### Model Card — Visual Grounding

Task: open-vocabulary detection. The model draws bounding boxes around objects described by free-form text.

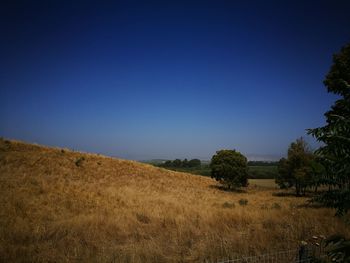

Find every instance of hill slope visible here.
[0,139,348,262]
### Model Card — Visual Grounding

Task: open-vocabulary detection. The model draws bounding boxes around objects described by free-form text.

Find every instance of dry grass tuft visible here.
[0,138,349,262]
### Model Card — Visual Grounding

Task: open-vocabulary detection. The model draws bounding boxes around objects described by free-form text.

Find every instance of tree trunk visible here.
[296,183,300,196]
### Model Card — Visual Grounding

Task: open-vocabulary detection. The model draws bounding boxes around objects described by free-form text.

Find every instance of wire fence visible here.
[214,250,299,263]
[212,243,327,263]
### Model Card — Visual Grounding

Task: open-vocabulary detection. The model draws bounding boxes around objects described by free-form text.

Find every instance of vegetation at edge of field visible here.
[153,162,278,179]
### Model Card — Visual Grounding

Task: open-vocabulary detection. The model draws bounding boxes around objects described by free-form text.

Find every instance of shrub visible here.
[136,213,150,224]
[238,199,248,206]
[271,203,281,209]
[222,202,235,208]
[75,157,85,167]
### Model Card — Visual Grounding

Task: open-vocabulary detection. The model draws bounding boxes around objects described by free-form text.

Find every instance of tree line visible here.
[247,161,278,166]
[159,158,202,168]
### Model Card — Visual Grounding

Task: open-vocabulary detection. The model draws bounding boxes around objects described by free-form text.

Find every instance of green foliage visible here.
[247,161,278,166]
[163,160,173,167]
[275,138,317,195]
[158,159,277,179]
[157,159,209,176]
[314,190,350,217]
[173,159,182,167]
[160,158,202,168]
[324,235,350,262]
[210,150,248,189]
[248,165,278,179]
[276,158,293,189]
[307,43,350,215]
[188,158,201,167]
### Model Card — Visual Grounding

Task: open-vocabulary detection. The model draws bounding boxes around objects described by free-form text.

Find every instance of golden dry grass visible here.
[248,179,278,189]
[0,138,349,262]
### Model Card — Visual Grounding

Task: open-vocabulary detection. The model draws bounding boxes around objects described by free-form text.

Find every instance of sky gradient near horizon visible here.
[1,0,350,160]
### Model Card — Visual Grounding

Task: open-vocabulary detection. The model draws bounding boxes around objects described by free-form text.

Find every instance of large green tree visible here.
[276,137,315,196]
[307,43,350,215]
[210,149,248,189]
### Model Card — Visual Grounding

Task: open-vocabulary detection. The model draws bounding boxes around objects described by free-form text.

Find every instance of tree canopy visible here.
[210,149,248,189]
[276,137,316,196]
[307,43,350,215]
[160,158,202,168]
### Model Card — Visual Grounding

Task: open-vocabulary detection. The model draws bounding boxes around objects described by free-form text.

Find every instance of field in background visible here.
[1,139,349,262]
[248,179,278,188]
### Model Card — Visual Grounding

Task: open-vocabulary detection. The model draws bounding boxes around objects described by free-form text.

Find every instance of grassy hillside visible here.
[0,139,349,262]
[155,165,212,177]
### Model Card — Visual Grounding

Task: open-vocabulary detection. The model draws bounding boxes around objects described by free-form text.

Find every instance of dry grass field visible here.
[0,139,349,262]
[248,179,278,189]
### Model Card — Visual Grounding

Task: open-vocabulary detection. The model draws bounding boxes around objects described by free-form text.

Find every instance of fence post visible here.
[298,241,309,262]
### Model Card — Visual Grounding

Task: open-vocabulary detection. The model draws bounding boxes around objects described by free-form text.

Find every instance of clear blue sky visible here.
[1,0,349,160]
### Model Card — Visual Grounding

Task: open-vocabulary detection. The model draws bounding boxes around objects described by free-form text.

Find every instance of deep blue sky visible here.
[1,1,349,160]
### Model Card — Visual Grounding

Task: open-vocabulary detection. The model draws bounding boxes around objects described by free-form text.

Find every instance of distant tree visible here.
[275,138,315,196]
[160,158,202,169]
[248,161,278,166]
[173,159,182,168]
[182,158,189,167]
[163,160,173,167]
[210,149,248,189]
[276,158,293,189]
[307,43,350,215]
[188,159,201,167]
